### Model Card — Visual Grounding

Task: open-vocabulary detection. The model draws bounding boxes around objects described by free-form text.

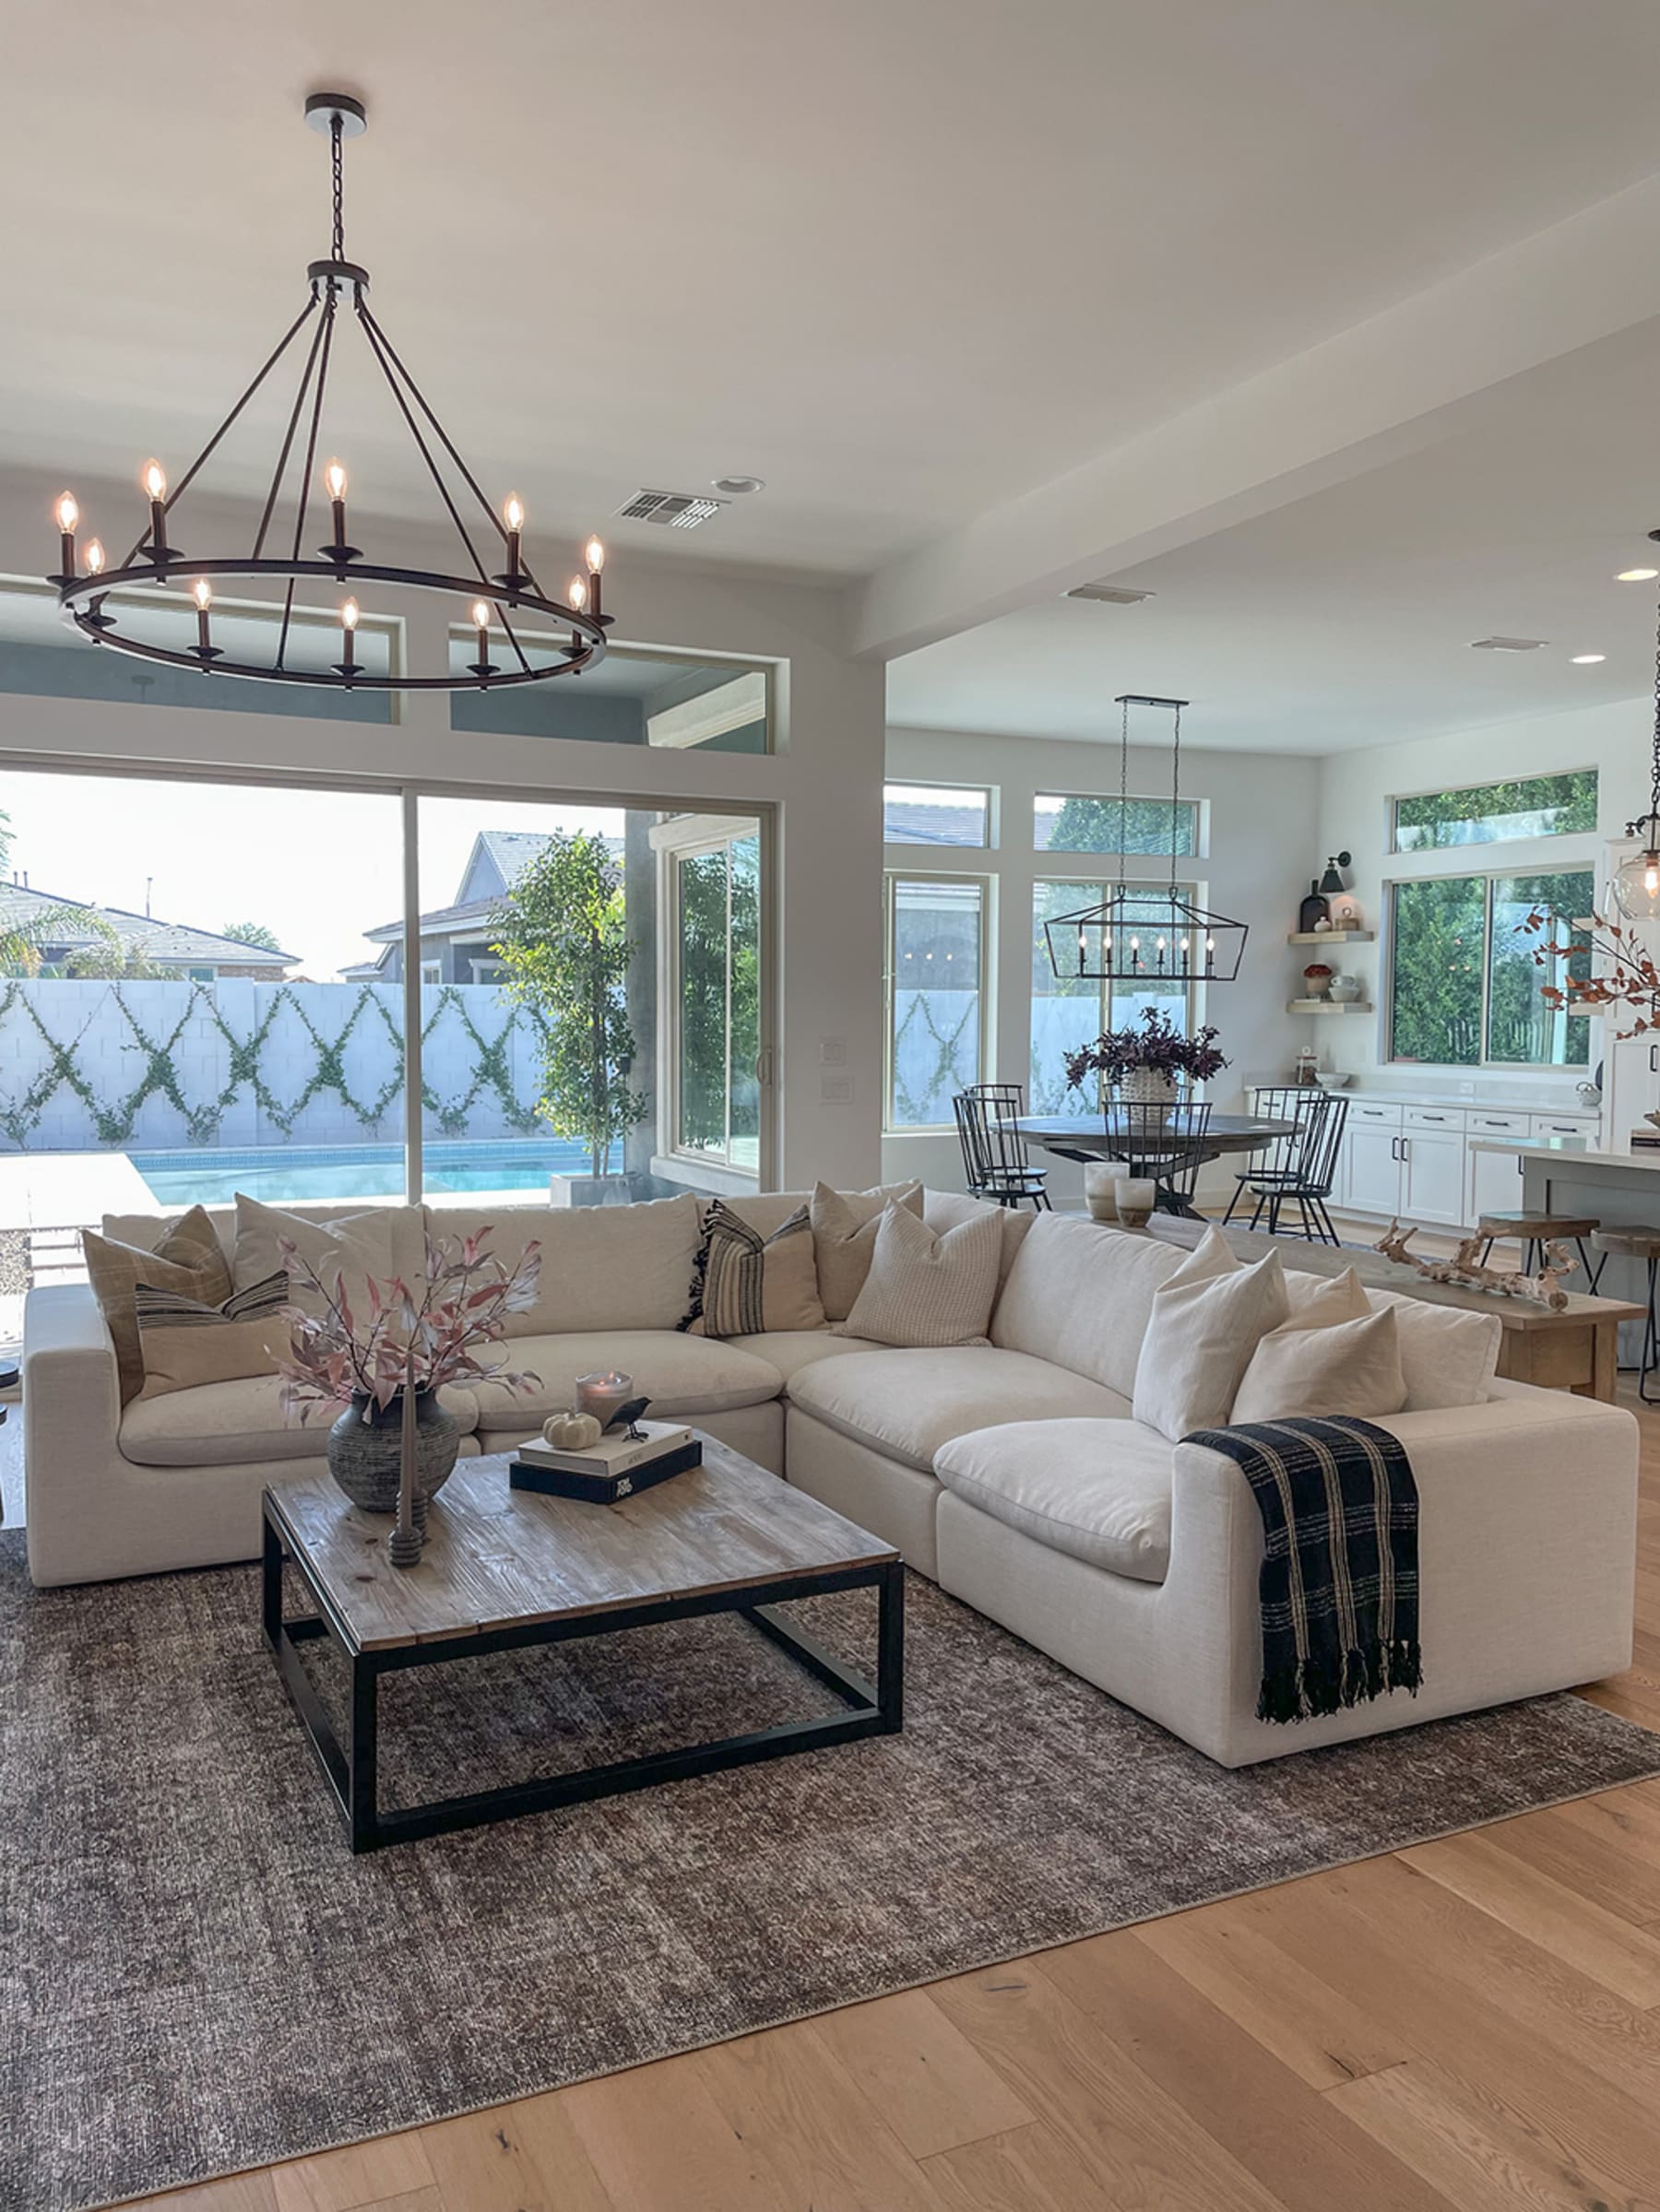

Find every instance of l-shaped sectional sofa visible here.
[21,1186,1638,1765]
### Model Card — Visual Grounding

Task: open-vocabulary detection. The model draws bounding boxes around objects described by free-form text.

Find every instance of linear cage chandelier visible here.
[1042,694,1248,983]
[47,93,612,692]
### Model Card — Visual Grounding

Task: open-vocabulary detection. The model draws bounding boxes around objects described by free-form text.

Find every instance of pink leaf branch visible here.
[276,1228,542,1420]
[1520,905,1660,1038]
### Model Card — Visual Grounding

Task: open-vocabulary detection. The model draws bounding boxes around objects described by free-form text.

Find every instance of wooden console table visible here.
[1149,1219,1644,1403]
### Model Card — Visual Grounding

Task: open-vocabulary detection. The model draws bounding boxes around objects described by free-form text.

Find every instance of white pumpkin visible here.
[543,1411,604,1450]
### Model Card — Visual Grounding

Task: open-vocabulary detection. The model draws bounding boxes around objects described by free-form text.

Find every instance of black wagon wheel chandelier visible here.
[1042,694,1248,984]
[47,92,612,692]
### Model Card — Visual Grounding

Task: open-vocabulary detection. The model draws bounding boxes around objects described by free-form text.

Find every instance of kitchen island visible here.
[1468,1134,1660,1356]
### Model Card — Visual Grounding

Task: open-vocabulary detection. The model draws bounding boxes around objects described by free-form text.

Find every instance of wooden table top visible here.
[1015,1114,1297,1155]
[266,1437,898,1653]
[1148,1217,1645,1333]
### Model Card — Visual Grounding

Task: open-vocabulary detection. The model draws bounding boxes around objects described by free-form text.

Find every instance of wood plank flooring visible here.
[124,1361,1660,2210]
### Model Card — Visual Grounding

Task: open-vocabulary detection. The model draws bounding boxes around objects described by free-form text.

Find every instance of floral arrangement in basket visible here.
[276,1225,544,1421]
[1519,905,1655,1035]
[1063,1003,1229,1094]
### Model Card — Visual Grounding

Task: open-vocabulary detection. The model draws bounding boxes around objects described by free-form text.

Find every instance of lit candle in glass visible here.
[575,1369,634,1429]
[54,491,78,581]
[1115,1178,1157,1231]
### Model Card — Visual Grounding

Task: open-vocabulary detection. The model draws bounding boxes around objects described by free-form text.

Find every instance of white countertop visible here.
[1467,1135,1660,1169]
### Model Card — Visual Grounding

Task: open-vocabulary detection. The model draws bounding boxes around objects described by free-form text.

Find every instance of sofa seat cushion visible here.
[728,1330,886,1384]
[469,1329,783,1431]
[934,1417,1176,1584]
[119,1378,480,1470]
[787,1348,1132,1474]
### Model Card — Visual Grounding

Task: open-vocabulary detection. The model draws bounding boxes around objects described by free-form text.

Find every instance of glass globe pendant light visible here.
[1614,582,1660,919]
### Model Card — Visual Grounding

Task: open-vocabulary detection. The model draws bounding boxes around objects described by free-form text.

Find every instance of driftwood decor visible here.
[1374,1221,1573,1312]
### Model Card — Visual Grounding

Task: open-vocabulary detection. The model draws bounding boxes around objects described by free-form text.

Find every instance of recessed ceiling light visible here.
[1617,568,1659,582]
[1571,652,1607,664]
[711,475,765,496]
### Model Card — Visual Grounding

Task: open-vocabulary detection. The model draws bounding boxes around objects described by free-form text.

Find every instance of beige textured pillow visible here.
[811,1180,923,1321]
[1231,1306,1407,1425]
[232,1194,394,1320]
[838,1202,1002,1348]
[1132,1252,1290,1440]
[1161,1224,1239,1290]
[83,1205,231,1404]
[135,1272,291,1400]
[1282,1267,1370,1330]
[1364,1289,1502,1410]
[687,1201,826,1337]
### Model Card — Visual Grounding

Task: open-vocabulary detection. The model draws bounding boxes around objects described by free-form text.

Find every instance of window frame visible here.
[882,781,995,852]
[658,816,766,1175]
[883,867,992,1134]
[1389,768,1599,856]
[1032,790,1203,859]
[1385,864,1594,1070]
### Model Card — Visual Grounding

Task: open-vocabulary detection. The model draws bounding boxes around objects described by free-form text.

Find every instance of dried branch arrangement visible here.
[1521,905,1659,1036]
[1374,1220,1573,1312]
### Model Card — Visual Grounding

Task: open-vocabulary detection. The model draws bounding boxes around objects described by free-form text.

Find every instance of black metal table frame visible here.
[262,1496,905,1854]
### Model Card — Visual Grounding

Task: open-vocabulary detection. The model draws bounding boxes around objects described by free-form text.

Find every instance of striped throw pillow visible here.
[683,1202,826,1338]
[837,1203,1002,1348]
[134,1271,291,1399]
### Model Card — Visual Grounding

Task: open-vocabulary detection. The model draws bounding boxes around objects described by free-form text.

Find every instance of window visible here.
[884,873,986,1128]
[449,638,771,754]
[1030,881,1195,1115]
[1035,793,1198,856]
[883,784,990,847]
[1389,868,1593,1067]
[668,828,762,1171]
[1392,771,1597,853]
[467,959,507,985]
[419,961,442,985]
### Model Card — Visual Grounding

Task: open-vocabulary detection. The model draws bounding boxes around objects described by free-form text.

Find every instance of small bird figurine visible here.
[605,1394,653,1439]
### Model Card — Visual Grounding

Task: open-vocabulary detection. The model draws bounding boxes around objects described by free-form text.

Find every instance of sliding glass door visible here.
[668,824,763,1173]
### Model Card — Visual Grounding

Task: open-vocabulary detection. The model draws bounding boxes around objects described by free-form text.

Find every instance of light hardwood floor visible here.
[108,1274,1660,2209]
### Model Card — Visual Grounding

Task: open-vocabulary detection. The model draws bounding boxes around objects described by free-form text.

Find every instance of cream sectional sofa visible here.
[22,1189,1639,1767]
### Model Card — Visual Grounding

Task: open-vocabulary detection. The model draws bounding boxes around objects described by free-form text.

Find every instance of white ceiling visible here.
[8,0,1660,597]
[888,320,1660,751]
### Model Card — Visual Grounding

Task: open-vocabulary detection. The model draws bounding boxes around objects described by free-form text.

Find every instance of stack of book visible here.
[1631,1128,1660,1151]
[509,1420,701,1502]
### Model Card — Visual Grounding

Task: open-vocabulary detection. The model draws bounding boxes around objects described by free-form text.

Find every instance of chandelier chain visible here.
[330,112,345,264]
[1117,696,1129,893]
[1169,700,1182,893]
[1650,591,1660,822]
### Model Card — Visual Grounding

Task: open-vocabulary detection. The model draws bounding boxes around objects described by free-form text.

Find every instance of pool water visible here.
[131,1140,617,1208]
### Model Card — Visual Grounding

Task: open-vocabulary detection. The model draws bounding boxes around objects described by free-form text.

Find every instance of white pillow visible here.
[838,1202,1002,1347]
[1162,1224,1239,1290]
[1231,1306,1407,1425]
[1132,1251,1291,1440]
[231,1194,394,1321]
[1365,1288,1502,1410]
[1282,1267,1370,1330]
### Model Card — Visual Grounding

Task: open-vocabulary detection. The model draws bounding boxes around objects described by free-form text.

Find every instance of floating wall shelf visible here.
[1286,929,1374,945]
[1286,998,1374,1014]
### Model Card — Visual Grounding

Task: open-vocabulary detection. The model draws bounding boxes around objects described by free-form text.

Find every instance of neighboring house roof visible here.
[354,830,625,959]
[883,799,987,846]
[0,882,297,968]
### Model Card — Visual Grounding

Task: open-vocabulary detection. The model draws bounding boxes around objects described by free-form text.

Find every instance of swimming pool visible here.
[130,1140,618,1207]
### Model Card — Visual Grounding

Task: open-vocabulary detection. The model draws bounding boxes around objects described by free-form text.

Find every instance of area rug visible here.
[6,1532,1660,2211]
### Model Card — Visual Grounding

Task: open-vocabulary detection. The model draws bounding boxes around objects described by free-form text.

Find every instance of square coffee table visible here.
[263,1435,904,1852]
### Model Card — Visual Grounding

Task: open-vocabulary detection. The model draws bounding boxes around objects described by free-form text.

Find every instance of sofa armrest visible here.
[22,1283,127,1583]
[1162,1386,1639,1763]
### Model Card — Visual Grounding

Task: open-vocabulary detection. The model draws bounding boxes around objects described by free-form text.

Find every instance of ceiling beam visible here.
[854,168,1660,663]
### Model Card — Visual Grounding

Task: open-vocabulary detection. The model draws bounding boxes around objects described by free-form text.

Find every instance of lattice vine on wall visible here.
[891,989,979,1127]
[0,981,544,1150]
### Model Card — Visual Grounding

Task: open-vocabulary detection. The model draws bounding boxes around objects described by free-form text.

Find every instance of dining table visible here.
[1013,1110,1298,1218]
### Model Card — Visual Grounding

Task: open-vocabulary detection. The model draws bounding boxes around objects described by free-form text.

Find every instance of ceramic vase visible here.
[326,1388,460,1514]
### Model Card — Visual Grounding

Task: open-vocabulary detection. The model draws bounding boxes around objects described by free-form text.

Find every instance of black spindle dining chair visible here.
[953,1083,1051,1210]
[1110,1099,1214,1213]
[1223,1086,1348,1243]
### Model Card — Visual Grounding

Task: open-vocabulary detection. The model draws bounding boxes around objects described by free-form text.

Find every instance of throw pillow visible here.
[1282,1266,1370,1331]
[685,1201,827,1337]
[1132,1251,1291,1440]
[838,1202,1002,1348]
[231,1194,394,1321]
[1162,1224,1239,1290]
[1366,1289,1502,1411]
[1231,1306,1407,1425]
[811,1180,923,1320]
[83,1205,231,1404]
[135,1272,292,1400]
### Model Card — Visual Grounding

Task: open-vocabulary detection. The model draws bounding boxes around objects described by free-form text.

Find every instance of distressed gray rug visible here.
[6,1529,1660,2212]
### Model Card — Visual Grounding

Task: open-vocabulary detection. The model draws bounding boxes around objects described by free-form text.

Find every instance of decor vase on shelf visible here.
[277,1225,544,1516]
[1297,881,1329,934]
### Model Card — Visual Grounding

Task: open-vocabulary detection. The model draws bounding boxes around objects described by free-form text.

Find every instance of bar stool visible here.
[1590,1226,1660,1403]
[1476,1210,1602,1288]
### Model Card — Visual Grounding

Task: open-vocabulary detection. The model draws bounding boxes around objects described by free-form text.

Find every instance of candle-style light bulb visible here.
[470,599,493,680]
[193,577,212,611]
[143,461,167,503]
[583,534,605,620]
[471,599,492,631]
[341,597,360,632]
[142,460,170,564]
[84,538,104,576]
[568,575,587,611]
[337,597,360,681]
[191,575,217,664]
[55,492,78,534]
[321,457,353,564]
[324,458,348,502]
[504,494,525,533]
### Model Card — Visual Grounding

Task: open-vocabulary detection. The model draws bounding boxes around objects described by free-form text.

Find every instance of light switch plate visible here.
[820,1074,853,1103]
[820,1037,847,1066]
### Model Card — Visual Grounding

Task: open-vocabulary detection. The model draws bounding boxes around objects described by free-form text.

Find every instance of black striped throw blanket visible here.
[1183,1416,1423,1725]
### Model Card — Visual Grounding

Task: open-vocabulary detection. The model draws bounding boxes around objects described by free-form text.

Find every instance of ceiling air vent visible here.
[1468,635,1548,652]
[615,489,729,529]
[1065,582,1155,605]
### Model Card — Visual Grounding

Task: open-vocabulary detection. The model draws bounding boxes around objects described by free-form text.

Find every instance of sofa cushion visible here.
[727,1330,886,1383]
[788,1346,1132,1473]
[85,1205,231,1405]
[687,1201,827,1336]
[119,1376,480,1470]
[934,1417,1176,1583]
[811,1181,925,1321]
[1132,1251,1290,1440]
[231,1195,397,1319]
[431,1197,703,1340]
[839,1204,1002,1347]
[991,1215,1184,1396]
[1231,1305,1407,1425]
[1362,1288,1502,1411]
[468,1328,783,1430]
[135,1272,290,1399]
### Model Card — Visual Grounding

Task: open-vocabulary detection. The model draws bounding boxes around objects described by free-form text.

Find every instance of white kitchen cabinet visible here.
[1469,1141,1525,1224]
[1400,1129,1465,1225]
[1345,1124,1405,1216]
[1606,1032,1659,1150]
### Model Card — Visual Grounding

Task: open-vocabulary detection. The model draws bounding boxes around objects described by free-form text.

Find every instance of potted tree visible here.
[1063,1003,1228,1109]
[490,832,648,1205]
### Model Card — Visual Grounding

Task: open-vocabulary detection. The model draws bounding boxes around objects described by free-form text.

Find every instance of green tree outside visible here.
[221,920,283,954]
[1042,795,1196,857]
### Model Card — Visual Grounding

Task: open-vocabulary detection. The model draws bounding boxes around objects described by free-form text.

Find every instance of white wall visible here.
[0,468,886,1191]
[1313,694,1642,1103]
[880,724,1318,1204]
